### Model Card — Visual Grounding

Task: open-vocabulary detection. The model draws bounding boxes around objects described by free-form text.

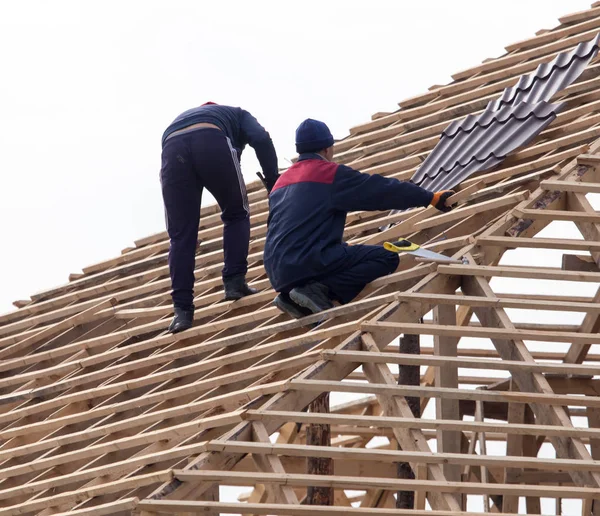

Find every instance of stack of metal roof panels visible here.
[411,33,600,192]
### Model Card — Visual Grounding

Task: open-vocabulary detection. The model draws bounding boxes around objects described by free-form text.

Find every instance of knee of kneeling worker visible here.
[382,252,400,273]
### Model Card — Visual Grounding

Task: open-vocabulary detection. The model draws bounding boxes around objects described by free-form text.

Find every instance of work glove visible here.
[430,190,456,213]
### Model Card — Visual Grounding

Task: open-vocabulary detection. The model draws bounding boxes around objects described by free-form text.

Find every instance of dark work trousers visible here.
[160,128,250,310]
[317,245,399,304]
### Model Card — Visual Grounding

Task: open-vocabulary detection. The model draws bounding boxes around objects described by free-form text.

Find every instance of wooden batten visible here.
[5,4,600,515]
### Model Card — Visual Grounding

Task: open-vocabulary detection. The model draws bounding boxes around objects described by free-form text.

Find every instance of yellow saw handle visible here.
[384,240,420,253]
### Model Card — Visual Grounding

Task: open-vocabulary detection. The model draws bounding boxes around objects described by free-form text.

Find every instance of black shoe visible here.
[273,293,313,319]
[289,282,333,314]
[223,274,258,301]
[168,306,194,333]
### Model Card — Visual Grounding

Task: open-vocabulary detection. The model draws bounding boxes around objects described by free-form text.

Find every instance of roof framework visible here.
[3,4,600,516]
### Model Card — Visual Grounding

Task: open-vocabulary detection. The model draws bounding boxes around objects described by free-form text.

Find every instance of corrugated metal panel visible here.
[488,33,600,112]
[412,101,563,192]
[410,33,599,192]
[380,34,598,231]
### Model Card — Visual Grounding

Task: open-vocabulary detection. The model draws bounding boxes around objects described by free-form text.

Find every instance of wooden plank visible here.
[563,192,600,367]
[541,179,600,193]
[47,498,140,516]
[452,27,600,81]
[251,421,299,505]
[433,305,461,492]
[397,333,420,510]
[321,350,600,376]
[513,208,600,223]
[438,263,600,282]
[0,380,283,444]
[477,235,600,251]
[577,153,600,166]
[0,412,241,480]
[291,378,600,409]
[505,10,600,52]
[560,5,600,24]
[361,320,600,346]
[461,273,600,490]
[368,191,528,245]
[0,297,117,353]
[306,393,333,506]
[172,470,600,498]
[502,382,526,514]
[3,471,171,515]
[392,291,600,313]
[204,440,600,472]
[138,500,544,516]
[360,332,461,512]
[0,442,208,503]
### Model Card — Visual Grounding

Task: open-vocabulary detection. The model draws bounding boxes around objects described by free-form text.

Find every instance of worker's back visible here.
[264,157,348,292]
[161,104,269,158]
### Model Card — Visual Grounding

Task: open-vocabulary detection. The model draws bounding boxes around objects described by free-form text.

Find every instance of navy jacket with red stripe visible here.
[263,153,434,292]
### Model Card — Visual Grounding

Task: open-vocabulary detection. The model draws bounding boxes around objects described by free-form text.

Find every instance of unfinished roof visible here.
[4,3,600,515]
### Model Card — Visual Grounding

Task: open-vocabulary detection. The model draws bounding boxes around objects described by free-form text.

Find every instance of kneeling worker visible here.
[263,118,454,318]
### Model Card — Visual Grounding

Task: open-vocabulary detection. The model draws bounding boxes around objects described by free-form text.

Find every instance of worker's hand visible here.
[265,175,279,194]
[431,190,456,212]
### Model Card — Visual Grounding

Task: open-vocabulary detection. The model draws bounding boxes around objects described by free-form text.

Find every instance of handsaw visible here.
[383,240,463,264]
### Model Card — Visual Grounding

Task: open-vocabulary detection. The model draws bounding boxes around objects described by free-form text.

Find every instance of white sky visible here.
[0,0,592,312]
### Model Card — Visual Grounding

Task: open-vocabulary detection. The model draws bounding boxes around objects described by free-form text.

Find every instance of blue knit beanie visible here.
[295,119,334,153]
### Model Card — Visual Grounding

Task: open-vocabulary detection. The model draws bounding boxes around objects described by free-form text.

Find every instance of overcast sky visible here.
[0,0,592,313]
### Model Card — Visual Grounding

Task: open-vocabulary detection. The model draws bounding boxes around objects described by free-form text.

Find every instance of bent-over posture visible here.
[161,102,280,332]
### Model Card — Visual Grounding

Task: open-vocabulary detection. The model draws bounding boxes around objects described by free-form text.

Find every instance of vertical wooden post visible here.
[584,408,600,516]
[306,392,333,505]
[396,333,420,509]
[504,380,526,514]
[433,304,462,507]
[200,484,219,516]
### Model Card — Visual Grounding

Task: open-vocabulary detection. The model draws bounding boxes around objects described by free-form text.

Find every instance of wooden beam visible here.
[138,500,544,516]
[3,471,172,515]
[438,263,600,282]
[171,470,600,498]
[359,331,461,512]
[251,422,299,505]
[562,254,598,272]
[541,179,600,194]
[361,320,600,346]
[433,305,462,495]
[513,208,600,223]
[204,440,600,472]
[322,350,600,376]
[397,333,420,510]
[290,379,600,409]
[461,273,600,490]
[477,235,600,251]
[306,393,333,506]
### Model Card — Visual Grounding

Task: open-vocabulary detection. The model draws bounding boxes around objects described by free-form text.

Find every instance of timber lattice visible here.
[4,3,600,515]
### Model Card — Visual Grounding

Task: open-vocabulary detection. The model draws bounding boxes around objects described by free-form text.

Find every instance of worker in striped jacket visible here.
[160,102,280,333]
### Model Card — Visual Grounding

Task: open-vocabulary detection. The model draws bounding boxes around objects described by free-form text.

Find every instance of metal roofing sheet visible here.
[413,101,563,192]
[409,33,600,193]
[487,33,600,112]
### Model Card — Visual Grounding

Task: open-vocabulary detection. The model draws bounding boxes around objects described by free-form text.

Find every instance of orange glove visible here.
[430,190,456,212]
